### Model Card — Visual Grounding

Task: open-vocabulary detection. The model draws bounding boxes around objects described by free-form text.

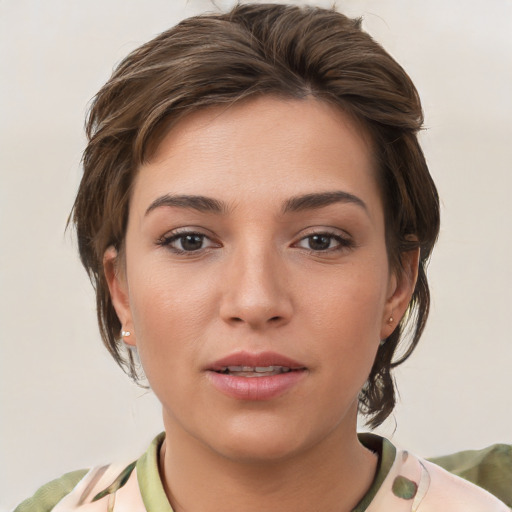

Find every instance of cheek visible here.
[298,260,389,392]
[126,258,219,370]
[130,254,216,318]
[302,261,389,340]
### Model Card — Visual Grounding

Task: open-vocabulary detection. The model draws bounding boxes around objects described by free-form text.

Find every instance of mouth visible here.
[215,365,299,377]
[206,351,307,400]
[207,351,307,375]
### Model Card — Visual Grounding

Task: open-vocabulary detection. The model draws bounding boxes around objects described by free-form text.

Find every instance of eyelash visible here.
[156,230,354,255]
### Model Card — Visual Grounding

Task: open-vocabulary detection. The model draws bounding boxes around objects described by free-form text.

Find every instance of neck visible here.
[159,409,378,512]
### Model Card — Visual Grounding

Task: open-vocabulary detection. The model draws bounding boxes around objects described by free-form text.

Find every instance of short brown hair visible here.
[71,3,440,428]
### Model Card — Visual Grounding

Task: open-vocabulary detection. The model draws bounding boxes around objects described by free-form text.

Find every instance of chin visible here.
[214,433,306,464]
[201,413,324,464]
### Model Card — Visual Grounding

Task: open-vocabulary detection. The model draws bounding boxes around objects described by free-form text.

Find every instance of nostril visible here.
[229,315,282,325]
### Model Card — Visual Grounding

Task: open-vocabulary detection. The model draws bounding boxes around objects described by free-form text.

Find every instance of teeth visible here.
[255,366,275,372]
[219,365,293,375]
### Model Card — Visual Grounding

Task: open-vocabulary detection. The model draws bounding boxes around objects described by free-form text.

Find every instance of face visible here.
[106,97,415,462]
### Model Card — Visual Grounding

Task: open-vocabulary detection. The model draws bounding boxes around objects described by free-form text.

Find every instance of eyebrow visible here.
[145,194,227,216]
[282,191,367,214]
[145,190,367,217]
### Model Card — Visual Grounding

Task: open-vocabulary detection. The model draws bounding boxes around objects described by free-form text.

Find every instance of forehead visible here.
[133,96,382,218]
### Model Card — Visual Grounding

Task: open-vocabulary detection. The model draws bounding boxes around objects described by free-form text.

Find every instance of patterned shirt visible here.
[14,433,512,511]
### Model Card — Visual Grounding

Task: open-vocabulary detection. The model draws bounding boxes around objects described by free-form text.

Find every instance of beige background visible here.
[1,0,511,509]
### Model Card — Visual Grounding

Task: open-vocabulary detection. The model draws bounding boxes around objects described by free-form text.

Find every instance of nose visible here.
[219,242,293,330]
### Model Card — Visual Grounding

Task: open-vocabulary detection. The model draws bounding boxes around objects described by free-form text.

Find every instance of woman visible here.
[14,3,510,511]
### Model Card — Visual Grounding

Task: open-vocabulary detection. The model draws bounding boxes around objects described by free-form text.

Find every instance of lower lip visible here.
[206,370,306,401]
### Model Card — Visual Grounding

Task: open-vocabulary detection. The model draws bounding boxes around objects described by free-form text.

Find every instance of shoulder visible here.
[12,433,167,512]
[12,470,88,512]
[364,437,511,512]
[419,458,510,511]
[429,443,512,507]
[12,462,139,512]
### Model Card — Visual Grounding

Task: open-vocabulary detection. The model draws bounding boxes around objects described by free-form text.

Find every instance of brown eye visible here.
[307,234,333,251]
[179,234,205,251]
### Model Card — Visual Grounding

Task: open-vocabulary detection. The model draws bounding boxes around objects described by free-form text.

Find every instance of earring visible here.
[121,330,131,338]
[387,316,394,325]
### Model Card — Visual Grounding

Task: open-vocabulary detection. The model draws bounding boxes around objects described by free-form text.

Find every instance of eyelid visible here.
[293,225,353,241]
[157,225,216,241]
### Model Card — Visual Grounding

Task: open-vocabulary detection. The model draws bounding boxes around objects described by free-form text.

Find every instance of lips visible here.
[205,351,307,400]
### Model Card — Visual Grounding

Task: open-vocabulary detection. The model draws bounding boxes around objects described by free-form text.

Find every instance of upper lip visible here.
[206,351,306,371]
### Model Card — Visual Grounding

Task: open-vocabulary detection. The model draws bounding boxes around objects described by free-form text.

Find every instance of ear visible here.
[380,247,420,340]
[103,246,136,347]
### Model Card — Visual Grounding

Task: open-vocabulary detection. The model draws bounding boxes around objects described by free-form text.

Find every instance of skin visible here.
[105,96,418,511]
